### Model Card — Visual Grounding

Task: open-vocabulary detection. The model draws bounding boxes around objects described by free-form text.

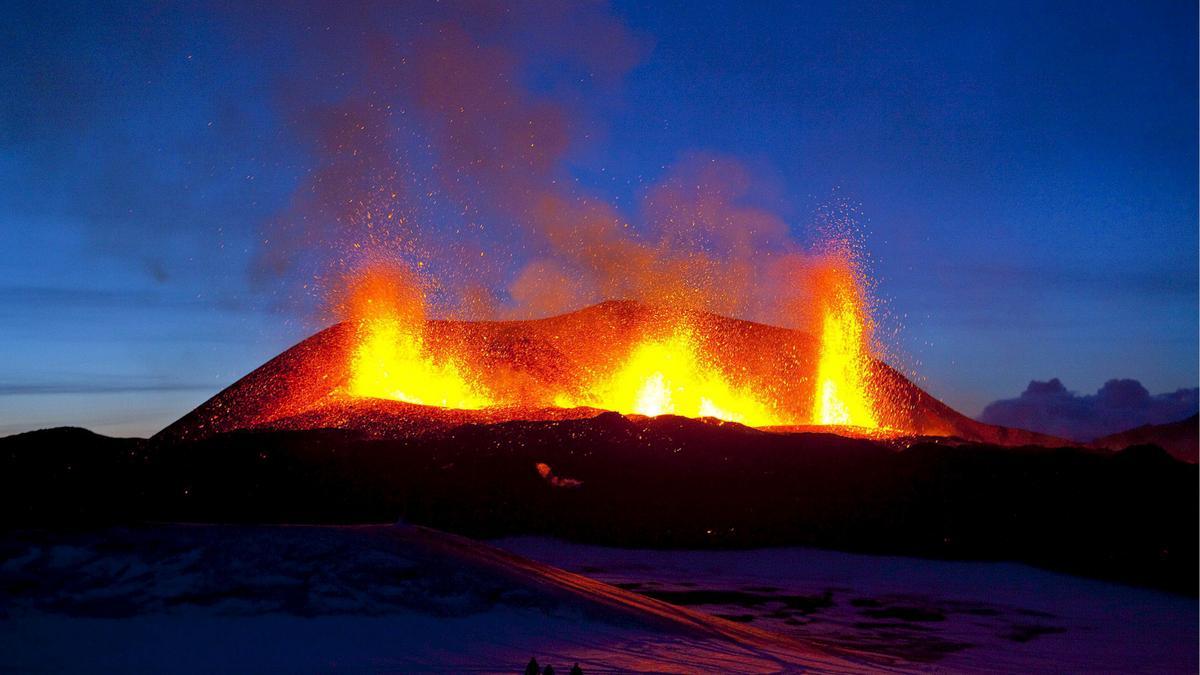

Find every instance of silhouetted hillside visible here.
[3,416,1194,594]
[1093,414,1198,463]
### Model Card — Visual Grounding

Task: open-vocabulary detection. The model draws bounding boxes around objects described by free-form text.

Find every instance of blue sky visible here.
[1,0,1196,436]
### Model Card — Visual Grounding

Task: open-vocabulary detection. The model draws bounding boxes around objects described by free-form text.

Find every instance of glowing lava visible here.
[337,253,883,432]
[563,326,785,426]
[812,263,878,428]
[345,268,492,409]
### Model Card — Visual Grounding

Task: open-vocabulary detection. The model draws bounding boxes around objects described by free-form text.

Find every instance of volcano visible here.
[157,300,1061,446]
[6,300,1193,594]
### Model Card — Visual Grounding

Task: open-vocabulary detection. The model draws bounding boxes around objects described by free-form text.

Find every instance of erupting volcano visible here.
[316,247,885,432]
[160,250,1058,448]
[5,2,1195,671]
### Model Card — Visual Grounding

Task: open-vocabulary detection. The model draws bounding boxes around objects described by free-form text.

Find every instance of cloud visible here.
[0,286,206,310]
[247,1,651,303]
[0,374,214,397]
[0,382,212,396]
[979,378,1199,441]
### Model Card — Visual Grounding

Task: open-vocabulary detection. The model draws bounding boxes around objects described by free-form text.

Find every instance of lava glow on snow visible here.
[337,247,883,433]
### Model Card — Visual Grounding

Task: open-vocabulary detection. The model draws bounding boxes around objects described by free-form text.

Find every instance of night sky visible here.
[2,0,1196,437]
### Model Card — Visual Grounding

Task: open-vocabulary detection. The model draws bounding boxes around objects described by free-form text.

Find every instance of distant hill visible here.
[1093,414,1198,463]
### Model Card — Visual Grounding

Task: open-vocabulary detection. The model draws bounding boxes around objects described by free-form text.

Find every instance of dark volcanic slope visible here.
[157,300,1063,446]
[1093,414,1198,463]
[5,417,1195,594]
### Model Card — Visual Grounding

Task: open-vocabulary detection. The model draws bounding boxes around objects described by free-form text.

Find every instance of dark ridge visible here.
[3,416,1195,595]
[1093,414,1199,463]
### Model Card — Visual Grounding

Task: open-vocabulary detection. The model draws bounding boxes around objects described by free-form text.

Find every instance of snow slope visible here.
[493,537,1198,674]
[0,524,892,673]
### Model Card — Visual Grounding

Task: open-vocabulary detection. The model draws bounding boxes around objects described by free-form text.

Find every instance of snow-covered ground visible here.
[492,537,1198,673]
[0,525,884,673]
[2,525,1192,673]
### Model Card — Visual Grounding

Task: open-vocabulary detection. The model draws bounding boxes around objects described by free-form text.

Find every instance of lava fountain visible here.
[333,247,884,431]
[344,267,492,409]
[811,258,878,428]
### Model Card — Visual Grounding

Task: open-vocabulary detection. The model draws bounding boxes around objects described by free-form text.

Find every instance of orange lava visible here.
[557,325,785,426]
[344,268,492,409]
[812,262,878,428]
[335,252,884,431]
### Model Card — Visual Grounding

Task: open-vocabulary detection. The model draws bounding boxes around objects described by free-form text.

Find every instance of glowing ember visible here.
[344,268,492,409]
[812,263,878,428]
[561,326,785,426]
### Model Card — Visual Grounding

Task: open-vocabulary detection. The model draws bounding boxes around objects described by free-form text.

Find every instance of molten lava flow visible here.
[349,315,493,408]
[564,326,784,426]
[812,263,878,428]
[330,256,886,431]
[345,268,492,409]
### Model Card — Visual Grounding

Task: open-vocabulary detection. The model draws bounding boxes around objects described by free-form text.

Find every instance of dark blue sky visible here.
[2,0,1196,436]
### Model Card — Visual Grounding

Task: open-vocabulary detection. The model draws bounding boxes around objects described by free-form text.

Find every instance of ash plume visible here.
[247,1,867,333]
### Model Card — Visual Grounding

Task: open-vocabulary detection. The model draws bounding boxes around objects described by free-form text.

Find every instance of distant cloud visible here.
[0,286,199,309]
[979,378,1199,441]
[0,286,250,315]
[0,376,214,397]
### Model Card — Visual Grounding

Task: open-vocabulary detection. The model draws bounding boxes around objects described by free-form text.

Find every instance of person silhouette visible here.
[543,665,555,675]
[569,663,583,675]
[524,657,540,675]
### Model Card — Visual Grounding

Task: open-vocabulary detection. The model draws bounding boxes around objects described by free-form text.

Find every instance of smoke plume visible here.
[247,1,866,332]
